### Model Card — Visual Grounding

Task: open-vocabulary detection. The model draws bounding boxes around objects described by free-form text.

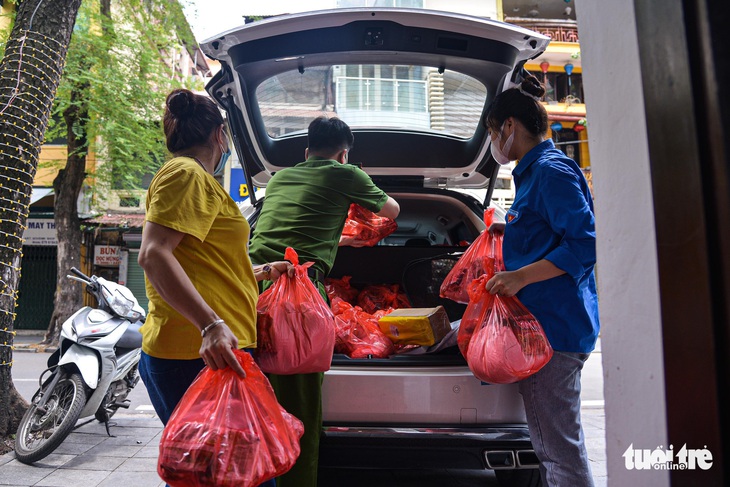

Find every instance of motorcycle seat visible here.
[116,321,143,349]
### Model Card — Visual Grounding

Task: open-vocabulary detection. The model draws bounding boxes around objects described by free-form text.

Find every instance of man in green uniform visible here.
[249,116,399,487]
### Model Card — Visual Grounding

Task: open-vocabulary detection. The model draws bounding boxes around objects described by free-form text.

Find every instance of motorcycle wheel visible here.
[15,372,87,464]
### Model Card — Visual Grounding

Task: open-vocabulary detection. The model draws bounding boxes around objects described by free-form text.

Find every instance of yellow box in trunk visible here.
[378,306,451,346]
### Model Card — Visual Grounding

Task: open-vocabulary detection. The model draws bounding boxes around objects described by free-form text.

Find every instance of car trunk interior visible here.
[328,191,486,366]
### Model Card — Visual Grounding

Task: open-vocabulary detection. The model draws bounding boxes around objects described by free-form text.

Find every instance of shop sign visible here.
[94,245,122,267]
[229,167,251,202]
[23,219,58,246]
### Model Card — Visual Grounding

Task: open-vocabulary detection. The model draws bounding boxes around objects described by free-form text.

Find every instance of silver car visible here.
[201,8,549,487]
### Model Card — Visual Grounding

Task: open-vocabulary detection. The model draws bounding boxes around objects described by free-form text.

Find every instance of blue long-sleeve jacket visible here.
[504,139,600,353]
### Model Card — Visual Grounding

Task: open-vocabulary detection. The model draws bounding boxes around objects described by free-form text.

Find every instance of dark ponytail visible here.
[483,74,548,137]
[163,88,224,153]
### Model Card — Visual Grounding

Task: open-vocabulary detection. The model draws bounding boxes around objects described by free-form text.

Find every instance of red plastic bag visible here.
[339,203,397,247]
[256,247,336,374]
[330,297,352,316]
[324,275,360,305]
[158,350,304,487]
[332,300,395,358]
[461,239,553,383]
[466,291,553,384]
[457,275,495,356]
[357,283,410,314]
[440,208,499,304]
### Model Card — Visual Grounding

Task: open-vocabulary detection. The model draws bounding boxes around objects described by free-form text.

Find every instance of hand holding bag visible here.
[157,350,304,487]
[256,247,336,374]
[465,290,553,383]
[339,203,397,247]
[440,208,499,304]
[463,238,553,384]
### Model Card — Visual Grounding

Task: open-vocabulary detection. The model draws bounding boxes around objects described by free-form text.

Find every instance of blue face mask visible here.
[215,142,231,177]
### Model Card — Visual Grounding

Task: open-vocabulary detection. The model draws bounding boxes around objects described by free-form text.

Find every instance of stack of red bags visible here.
[325,277,413,358]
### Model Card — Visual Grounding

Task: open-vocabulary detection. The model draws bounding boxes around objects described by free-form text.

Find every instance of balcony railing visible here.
[335,76,427,112]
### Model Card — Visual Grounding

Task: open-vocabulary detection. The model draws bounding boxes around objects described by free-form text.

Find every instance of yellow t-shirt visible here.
[141,157,258,359]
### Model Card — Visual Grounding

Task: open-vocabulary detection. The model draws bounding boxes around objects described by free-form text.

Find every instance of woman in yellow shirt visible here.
[138,88,291,431]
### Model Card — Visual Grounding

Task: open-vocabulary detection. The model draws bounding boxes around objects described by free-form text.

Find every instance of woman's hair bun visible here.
[166,89,196,117]
[521,74,546,99]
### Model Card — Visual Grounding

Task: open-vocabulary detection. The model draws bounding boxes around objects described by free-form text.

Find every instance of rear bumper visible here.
[319,424,539,471]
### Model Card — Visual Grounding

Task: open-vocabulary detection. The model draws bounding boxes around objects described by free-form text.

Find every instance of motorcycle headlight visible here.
[102,287,143,322]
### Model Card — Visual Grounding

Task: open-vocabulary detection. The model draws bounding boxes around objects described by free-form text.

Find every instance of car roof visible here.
[201,8,549,191]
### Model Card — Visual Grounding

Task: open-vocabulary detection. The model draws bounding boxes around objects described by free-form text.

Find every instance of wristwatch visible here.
[262,264,272,280]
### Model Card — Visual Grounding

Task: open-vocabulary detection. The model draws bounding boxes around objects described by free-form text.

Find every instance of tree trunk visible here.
[0,0,82,445]
[43,0,114,349]
[42,83,89,346]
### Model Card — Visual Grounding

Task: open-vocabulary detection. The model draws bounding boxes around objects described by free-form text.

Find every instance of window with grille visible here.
[256,64,487,139]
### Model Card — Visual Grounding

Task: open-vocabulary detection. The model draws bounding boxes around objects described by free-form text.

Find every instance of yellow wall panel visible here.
[35,145,98,186]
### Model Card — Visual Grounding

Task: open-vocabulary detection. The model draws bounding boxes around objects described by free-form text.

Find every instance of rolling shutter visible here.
[125,249,149,312]
[16,246,57,330]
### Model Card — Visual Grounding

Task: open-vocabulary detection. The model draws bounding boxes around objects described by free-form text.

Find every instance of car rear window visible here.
[256,64,487,140]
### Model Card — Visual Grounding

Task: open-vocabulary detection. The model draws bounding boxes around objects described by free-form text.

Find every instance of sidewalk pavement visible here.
[2,333,607,487]
[0,414,166,487]
[3,333,165,486]
[584,406,608,487]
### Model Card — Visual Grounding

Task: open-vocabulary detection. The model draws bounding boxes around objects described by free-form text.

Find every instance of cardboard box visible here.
[377,306,451,346]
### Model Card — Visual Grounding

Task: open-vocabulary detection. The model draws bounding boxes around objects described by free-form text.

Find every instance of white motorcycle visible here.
[15,267,146,464]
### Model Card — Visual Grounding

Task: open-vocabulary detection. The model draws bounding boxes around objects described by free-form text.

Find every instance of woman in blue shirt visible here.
[483,74,599,487]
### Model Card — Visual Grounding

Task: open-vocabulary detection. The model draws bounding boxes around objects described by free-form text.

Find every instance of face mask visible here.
[490,122,514,165]
[214,139,231,176]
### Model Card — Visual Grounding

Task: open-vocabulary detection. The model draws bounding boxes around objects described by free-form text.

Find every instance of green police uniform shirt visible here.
[248,157,389,275]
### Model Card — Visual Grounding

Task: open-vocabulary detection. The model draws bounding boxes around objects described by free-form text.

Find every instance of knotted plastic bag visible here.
[158,350,304,487]
[462,240,553,383]
[324,275,360,305]
[339,203,397,247]
[440,208,499,304]
[331,298,395,358]
[357,283,411,314]
[256,247,336,374]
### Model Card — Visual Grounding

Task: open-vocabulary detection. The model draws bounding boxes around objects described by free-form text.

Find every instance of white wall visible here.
[576,1,669,486]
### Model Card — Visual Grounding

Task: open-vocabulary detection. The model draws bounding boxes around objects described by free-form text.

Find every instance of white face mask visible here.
[490,122,514,165]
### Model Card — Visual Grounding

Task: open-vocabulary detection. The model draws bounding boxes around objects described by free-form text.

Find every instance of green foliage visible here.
[43,0,201,194]
[244,16,265,24]
[0,1,18,58]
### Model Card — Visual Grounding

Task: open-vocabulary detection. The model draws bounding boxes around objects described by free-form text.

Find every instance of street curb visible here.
[12,344,57,354]
[9,330,50,353]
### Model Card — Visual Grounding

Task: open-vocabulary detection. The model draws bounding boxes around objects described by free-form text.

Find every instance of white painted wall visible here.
[576,1,669,486]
